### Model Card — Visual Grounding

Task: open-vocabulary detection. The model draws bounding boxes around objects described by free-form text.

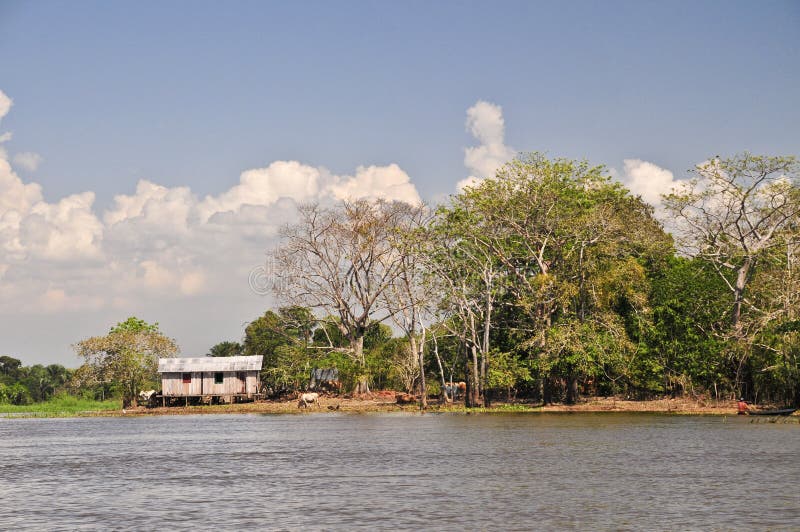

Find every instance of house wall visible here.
[161,371,260,397]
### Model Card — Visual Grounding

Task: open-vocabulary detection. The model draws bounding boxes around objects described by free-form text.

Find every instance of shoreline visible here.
[3,395,797,419]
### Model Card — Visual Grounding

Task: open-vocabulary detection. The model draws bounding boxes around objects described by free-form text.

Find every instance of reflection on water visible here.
[0,413,798,530]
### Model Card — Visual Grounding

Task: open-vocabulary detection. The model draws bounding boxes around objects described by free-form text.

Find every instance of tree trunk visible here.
[126,380,137,408]
[431,332,450,402]
[543,375,554,406]
[411,331,427,410]
[482,292,492,407]
[464,342,475,407]
[732,257,753,332]
[566,375,579,405]
[471,343,481,407]
[352,335,370,394]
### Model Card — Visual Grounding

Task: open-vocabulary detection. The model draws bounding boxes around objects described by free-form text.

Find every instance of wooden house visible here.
[157,355,263,405]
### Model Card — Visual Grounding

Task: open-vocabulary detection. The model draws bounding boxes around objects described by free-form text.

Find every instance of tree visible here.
[273,199,412,393]
[207,341,243,357]
[73,317,178,408]
[244,307,316,394]
[664,154,800,395]
[0,355,22,381]
[381,202,434,407]
[429,154,672,404]
[425,202,500,407]
[664,154,799,331]
[743,230,800,404]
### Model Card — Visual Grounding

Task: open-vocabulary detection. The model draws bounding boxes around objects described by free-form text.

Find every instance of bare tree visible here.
[664,154,800,332]
[424,204,499,407]
[273,199,411,394]
[381,202,433,408]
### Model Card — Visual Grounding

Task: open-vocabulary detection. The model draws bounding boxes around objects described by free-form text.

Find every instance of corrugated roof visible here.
[158,355,263,373]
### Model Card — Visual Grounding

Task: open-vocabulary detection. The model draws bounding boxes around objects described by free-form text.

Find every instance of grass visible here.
[430,402,541,414]
[0,395,121,416]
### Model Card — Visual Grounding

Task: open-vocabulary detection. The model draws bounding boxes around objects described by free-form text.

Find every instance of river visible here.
[1,413,798,530]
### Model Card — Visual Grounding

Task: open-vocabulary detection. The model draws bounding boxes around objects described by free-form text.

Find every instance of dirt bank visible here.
[106,393,795,418]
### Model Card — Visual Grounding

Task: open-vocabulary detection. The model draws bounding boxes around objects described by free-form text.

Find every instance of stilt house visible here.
[158,355,263,403]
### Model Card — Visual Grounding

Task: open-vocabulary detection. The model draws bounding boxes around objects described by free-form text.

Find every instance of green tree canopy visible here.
[73,317,178,407]
[207,341,243,357]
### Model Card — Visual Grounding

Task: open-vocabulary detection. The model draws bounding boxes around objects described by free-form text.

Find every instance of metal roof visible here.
[158,355,263,373]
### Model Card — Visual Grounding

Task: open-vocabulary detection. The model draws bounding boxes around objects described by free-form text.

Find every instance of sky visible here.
[0,0,798,366]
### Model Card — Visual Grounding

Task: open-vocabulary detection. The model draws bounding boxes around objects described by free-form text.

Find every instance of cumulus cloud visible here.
[0,90,11,122]
[617,159,680,207]
[0,153,102,262]
[0,89,424,327]
[459,100,516,191]
[12,152,42,172]
[19,191,104,260]
[197,160,322,222]
[327,164,421,204]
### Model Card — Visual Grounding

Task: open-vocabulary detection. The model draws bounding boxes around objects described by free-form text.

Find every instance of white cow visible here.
[297,392,320,408]
[138,389,156,402]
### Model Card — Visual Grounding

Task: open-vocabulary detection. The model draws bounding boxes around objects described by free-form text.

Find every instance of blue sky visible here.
[0,1,798,365]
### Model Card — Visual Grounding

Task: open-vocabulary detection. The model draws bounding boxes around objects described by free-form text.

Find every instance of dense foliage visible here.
[259,152,799,407]
[0,355,72,405]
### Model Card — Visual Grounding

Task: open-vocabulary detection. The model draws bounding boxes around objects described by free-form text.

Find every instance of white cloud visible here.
[198,160,322,222]
[618,159,679,206]
[0,90,11,122]
[327,164,421,204]
[12,152,42,172]
[1,155,103,262]
[0,157,43,214]
[21,192,104,260]
[461,100,516,190]
[105,180,195,235]
[0,91,12,160]
[0,89,424,331]
[466,100,506,146]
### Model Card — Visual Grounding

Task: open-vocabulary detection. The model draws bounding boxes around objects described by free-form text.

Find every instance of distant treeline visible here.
[0,356,72,405]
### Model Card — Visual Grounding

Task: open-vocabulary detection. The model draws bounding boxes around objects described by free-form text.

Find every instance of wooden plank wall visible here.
[162,370,259,396]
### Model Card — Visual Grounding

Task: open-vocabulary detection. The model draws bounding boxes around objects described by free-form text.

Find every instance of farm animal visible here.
[297,392,320,408]
[138,390,156,402]
[444,382,468,400]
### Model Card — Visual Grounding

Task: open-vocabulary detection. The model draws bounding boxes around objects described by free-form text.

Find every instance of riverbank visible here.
[4,393,796,418]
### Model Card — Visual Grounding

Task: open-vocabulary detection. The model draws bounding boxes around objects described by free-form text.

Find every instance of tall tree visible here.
[425,202,500,406]
[430,154,672,404]
[382,202,434,408]
[273,199,412,393]
[664,154,800,395]
[664,154,799,331]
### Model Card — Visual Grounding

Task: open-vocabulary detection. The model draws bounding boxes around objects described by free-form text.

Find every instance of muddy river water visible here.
[1,412,798,530]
